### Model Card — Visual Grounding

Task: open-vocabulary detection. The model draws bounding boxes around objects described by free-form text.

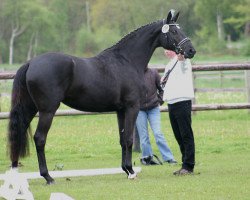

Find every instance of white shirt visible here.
[163,56,194,104]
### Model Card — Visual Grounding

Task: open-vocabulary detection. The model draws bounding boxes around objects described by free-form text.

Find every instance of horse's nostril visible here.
[189,48,196,55]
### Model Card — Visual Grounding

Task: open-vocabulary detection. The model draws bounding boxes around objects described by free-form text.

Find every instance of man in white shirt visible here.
[162,50,195,175]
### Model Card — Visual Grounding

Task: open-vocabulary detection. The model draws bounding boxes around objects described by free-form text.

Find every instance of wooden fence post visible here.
[220,71,224,88]
[245,70,250,113]
[0,68,3,112]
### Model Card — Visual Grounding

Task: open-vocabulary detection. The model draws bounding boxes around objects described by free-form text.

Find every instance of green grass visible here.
[0,63,20,71]
[191,54,250,64]
[194,75,244,89]
[0,110,250,199]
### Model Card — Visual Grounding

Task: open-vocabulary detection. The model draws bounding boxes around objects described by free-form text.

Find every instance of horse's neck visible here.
[100,22,160,71]
[117,23,160,67]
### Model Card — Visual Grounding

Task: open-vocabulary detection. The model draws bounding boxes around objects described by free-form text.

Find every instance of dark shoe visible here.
[179,168,193,175]
[166,159,177,164]
[140,155,162,165]
[173,168,193,176]
[173,168,182,175]
[140,156,158,165]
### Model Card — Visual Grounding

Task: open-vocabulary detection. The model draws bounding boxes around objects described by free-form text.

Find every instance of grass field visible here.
[0,110,249,199]
[0,93,250,199]
[0,59,250,199]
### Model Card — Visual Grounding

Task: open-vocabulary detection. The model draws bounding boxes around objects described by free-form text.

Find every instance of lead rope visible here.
[152,154,163,165]
[161,59,178,89]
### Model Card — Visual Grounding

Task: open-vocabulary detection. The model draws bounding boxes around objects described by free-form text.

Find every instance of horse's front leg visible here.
[124,106,139,179]
[117,110,130,176]
[34,112,55,184]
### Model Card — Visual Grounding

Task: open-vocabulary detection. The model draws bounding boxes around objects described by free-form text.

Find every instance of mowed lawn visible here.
[0,109,249,199]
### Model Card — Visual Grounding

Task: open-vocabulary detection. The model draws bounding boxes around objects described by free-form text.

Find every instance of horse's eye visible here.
[173,30,178,34]
[170,29,177,34]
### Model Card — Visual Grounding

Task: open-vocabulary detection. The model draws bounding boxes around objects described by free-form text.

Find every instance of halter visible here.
[174,37,190,54]
[162,20,190,54]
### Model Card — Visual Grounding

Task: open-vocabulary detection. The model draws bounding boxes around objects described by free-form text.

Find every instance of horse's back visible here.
[25,52,141,112]
[25,52,122,112]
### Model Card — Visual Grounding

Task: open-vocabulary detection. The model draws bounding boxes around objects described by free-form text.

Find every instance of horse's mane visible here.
[101,20,162,53]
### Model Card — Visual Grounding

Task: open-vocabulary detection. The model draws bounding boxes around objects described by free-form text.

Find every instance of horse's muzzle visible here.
[184,48,196,59]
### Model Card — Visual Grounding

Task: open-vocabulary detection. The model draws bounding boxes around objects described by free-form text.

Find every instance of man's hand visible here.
[177,54,185,61]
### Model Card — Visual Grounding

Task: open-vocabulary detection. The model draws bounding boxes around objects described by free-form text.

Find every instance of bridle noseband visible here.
[174,37,190,54]
[162,20,190,54]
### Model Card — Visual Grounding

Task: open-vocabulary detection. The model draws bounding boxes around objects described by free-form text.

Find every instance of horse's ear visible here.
[172,12,180,23]
[166,10,174,24]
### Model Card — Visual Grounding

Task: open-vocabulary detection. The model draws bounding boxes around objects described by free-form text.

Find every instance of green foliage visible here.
[91,0,132,35]
[94,27,121,51]
[76,26,121,56]
[193,0,248,53]
[0,39,7,63]
[195,31,227,54]
[75,27,99,56]
[0,0,249,63]
[242,38,250,56]
[224,0,250,30]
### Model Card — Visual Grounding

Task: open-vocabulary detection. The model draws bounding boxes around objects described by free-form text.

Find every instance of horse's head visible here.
[159,10,196,59]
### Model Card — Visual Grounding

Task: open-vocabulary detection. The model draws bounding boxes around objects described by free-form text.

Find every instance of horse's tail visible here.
[8,63,35,162]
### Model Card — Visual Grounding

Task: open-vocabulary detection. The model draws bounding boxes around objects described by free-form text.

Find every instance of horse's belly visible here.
[62,97,121,112]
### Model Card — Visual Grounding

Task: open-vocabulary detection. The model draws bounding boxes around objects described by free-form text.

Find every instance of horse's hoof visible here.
[46,181,55,185]
[46,179,55,185]
[128,172,137,180]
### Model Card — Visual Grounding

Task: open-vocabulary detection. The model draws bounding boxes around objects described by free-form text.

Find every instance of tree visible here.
[224,0,250,37]
[0,0,6,63]
[4,0,28,64]
[3,0,52,64]
[195,0,244,41]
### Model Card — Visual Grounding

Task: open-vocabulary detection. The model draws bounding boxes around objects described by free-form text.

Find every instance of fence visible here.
[0,63,250,119]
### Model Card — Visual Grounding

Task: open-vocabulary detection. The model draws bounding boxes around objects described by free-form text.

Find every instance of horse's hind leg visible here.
[34,111,55,184]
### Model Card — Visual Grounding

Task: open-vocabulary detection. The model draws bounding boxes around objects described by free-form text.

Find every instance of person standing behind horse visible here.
[136,68,177,165]
[162,50,195,175]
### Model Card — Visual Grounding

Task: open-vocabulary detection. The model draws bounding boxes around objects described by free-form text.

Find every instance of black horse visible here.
[8,10,195,184]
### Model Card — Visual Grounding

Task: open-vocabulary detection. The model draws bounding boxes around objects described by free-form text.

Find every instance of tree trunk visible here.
[244,21,250,37]
[33,33,38,57]
[216,9,224,40]
[86,1,91,32]
[245,70,250,113]
[9,32,15,65]
[9,24,27,65]
[27,32,35,61]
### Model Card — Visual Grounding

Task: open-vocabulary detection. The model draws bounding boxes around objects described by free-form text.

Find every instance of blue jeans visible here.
[136,106,175,161]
